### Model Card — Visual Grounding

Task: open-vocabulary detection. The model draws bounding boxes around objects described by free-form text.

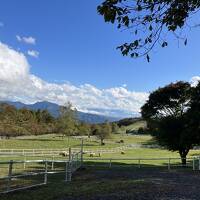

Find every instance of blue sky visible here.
[0,0,199,117]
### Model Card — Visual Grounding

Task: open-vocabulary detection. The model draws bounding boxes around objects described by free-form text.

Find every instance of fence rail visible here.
[0,155,200,194]
[84,157,200,170]
[0,149,83,194]
[0,145,157,156]
[0,148,86,156]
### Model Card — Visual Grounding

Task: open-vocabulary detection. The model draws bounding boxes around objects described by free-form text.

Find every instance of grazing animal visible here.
[89,152,96,157]
[121,151,125,155]
[116,140,124,144]
[59,151,69,157]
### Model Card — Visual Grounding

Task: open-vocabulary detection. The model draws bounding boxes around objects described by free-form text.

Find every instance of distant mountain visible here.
[1,101,121,124]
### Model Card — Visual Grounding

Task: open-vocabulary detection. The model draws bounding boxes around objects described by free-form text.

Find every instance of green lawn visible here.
[125,120,147,131]
[0,133,200,198]
[0,133,152,149]
[0,133,200,169]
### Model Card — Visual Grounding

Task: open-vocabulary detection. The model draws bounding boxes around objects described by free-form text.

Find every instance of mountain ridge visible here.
[0,101,122,124]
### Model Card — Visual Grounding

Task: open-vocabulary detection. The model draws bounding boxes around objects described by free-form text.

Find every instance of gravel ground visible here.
[61,167,200,200]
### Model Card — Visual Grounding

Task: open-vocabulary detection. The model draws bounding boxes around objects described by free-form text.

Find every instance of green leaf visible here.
[184,39,187,46]
[149,25,153,31]
[147,54,150,62]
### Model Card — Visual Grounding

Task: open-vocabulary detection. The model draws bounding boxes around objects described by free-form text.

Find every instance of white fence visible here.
[84,157,200,170]
[0,148,78,156]
[0,145,154,156]
[0,150,83,194]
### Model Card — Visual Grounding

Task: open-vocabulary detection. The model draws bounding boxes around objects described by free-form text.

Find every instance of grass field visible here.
[0,133,200,161]
[1,132,200,168]
[1,131,200,199]
[0,119,200,199]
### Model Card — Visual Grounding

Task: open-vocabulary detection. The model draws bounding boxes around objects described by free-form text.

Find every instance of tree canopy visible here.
[57,102,78,136]
[0,103,56,137]
[141,81,200,164]
[92,122,112,145]
[98,0,200,61]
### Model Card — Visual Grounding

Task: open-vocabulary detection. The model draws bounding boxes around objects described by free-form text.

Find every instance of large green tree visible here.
[57,102,77,136]
[98,0,200,61]
[95,122,112,145]
[141,81,200,165]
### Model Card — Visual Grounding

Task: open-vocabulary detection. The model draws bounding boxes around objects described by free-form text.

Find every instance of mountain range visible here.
[1,101,122,124]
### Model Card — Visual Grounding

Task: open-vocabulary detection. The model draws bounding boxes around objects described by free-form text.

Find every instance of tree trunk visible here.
[179,149,189,166]
[181,155,187,166]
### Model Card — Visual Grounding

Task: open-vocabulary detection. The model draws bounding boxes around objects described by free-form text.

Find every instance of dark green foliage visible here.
[98,0,200,60]
[76,122,91,136]
[92,122,112,145]
[111,122,119,133]
[137,127,145,135]
[141,81,200,165]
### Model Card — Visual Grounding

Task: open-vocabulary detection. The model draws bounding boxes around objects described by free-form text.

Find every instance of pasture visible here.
[1,133,200,167]
[1,132,200,199]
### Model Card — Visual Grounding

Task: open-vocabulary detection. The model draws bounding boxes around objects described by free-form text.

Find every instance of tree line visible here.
[0,102,119,144]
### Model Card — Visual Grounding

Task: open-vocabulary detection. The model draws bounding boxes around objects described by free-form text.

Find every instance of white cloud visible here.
[27,50,39,58]
[190,76,200,87]
[16,35,36,45]
[0,42,149,117]
[0,42,29,83]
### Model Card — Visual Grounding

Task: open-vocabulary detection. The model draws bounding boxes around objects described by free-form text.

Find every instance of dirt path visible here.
[61,167,200,200]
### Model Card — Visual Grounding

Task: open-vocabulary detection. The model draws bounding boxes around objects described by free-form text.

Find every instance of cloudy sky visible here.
[0,1,200,117]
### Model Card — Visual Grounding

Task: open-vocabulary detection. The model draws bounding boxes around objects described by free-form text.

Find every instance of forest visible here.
[0,102,120,144]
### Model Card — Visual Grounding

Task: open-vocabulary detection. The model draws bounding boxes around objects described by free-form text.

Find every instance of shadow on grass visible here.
[1,160,200,200]
[73,143,99,147]
[83,158,198,172]
[16,138,63,142]
[140,138,159,146]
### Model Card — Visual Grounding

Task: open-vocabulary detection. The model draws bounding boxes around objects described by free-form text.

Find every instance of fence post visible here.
[192,157,195,171]
[44,161,48,184]
[81,139,84,167]
[198,157,200,171]
[69,148,72,162]
[7,160,13,192]
[168,158,171,170]
[24,156,26,170]
[67,148,72,181]
[109,159,112,168]
[138,159,141,168]
[51,156,54,170]
[65,161,72,182]
[65,161,68,182]
[76,154,78,170]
